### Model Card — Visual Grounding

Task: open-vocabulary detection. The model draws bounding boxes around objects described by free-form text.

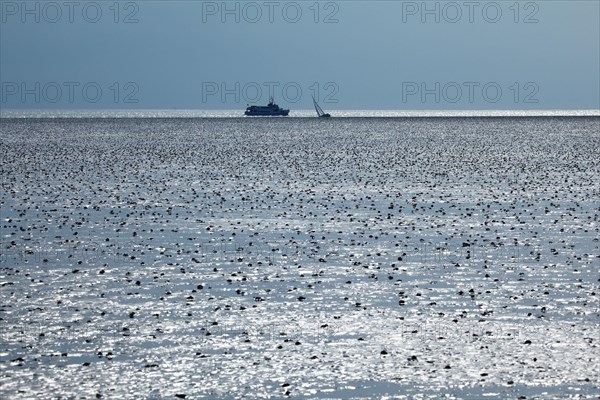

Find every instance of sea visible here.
[1,110,599,398]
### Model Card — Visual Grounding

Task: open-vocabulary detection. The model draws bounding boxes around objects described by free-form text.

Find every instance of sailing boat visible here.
[312,96,331,118]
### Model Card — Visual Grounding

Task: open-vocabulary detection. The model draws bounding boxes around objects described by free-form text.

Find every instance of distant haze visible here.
[1,1,599,110]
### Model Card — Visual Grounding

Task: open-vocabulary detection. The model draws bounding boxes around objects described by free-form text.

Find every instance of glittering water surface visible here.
[2,109,600,118]
[1,117,599,399]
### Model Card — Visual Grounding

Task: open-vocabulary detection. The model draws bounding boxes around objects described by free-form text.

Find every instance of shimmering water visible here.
[1,109,599,118]
[1,116,599,398]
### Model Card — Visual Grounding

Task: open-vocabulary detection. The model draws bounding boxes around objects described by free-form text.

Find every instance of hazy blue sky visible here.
[1,0,599,109]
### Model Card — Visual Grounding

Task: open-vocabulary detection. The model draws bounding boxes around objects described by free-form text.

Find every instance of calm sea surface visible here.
[1,108,599,118]
[1,115,599,398]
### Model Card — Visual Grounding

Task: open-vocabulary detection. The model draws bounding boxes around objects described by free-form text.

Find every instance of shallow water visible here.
[1,117,599,398]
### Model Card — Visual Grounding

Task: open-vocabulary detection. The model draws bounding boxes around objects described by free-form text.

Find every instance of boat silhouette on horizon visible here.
[245,97,290,116]
[312,96,331,118]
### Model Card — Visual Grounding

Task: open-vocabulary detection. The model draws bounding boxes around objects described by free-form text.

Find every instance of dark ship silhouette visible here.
[245,97,289,116]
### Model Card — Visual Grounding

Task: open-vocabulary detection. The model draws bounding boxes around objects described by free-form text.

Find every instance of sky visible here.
[1,0,599,110]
